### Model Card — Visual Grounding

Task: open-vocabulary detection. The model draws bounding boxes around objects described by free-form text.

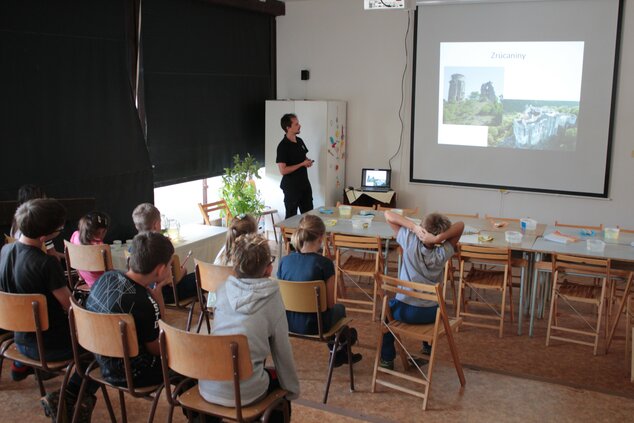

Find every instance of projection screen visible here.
[410,0,623,197]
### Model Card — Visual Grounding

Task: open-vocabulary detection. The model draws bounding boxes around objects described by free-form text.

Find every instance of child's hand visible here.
[418,228,439,245]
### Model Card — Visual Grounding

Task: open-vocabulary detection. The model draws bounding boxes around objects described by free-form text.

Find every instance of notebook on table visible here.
[359,168,392,192]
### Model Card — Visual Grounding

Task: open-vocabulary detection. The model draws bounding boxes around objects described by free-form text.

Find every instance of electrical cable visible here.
[388,9,412,171]
[380,0,394,7]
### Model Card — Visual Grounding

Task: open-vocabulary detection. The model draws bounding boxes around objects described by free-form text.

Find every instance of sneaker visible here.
[421,342,432,356]
[379,358,394,370]
[40,389,63,423]
[11,362,34,381]
[41,389,96,423]
[408,356,429,368]
[73,393,97,423]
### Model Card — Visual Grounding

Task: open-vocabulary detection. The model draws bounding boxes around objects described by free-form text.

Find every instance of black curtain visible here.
[142,0,276,186]
[0,0,153,241]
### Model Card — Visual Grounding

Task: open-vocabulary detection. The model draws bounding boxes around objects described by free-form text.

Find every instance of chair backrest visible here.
[332,234,382,252]
[377,273,441,305]
[195,259,233,293]
[0,291,48,332]
[555,221,603,231]
[64,240,113,272]
[459,244,510,265]
[376,205,419,217]
[170,254,183,285]
[335,201,376,212]
[278,280,328,313]
[485,214,520,222]
[281,226,296,255]
[158,320,252,381]
[69,297,139,358]
[443,212,479,219]
[619,227,634,234]
[198,200,232,226]
[553,254,610,279]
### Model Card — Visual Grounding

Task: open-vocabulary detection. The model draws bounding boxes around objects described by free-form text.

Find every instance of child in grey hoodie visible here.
[198,233,300,417]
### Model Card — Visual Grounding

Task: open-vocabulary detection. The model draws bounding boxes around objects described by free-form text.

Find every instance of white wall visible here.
[276,0,634,227]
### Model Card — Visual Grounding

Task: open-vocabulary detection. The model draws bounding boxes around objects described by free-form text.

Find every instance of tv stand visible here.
[342,189,396,208]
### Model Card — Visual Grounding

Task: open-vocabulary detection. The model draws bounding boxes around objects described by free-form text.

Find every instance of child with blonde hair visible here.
[214,214,258,265]
[199,233,299,421]
[277,214,362,366]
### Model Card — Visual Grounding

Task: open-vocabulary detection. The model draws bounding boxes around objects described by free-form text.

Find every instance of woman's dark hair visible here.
[77,211,110,244]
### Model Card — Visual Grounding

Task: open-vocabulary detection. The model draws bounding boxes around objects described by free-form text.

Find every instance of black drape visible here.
[0,0,153,241]
[142,0,276,186]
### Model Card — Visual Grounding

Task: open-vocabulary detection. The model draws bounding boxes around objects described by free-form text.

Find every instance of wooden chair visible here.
[370,273,465,410]
[64,240,113,294]
[158,321,290,423]
[626,295,634,382]
[164,254,197,311]
[68,297,164,423]
[376,205,419,217]
[189,259,233,333]
[554,221,603,231]
[336,201,376,213]
[443,212,479,219]
[457,244,513,338]
[280,226,296,256]
[0,292,72,400]
[198,200,232,226]
[278,279,355,404]
[333,234,383,320]
[484,214,520,223]
[545,254,610,355]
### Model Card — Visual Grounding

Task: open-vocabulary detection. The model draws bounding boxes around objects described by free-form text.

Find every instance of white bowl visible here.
[505,231,523,244]
[587,239,605,252]
[352,215,372,229]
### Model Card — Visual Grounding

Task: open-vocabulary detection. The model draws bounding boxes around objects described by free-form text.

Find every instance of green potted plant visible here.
[220,153,264,219]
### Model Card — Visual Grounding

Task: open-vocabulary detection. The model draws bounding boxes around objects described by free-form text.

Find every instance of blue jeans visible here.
[380,299,438,361]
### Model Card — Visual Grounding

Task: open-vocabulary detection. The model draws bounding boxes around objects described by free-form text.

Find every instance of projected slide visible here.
[439,42,584,151]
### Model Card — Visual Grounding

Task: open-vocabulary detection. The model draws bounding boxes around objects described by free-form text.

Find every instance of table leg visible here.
[270,213,278,243]
[384,239,390,275]
[529,253,541,337]
[518,256,526,336]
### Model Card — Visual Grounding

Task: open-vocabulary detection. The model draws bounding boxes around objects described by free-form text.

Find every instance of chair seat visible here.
[464,268,506,288]
[1,341,71,371]
[340,256,377,274]
[179,385,288,420]
[86,364,162,395]
[559,281,602,302]
[387,317,462,342]
[288,317,353,340]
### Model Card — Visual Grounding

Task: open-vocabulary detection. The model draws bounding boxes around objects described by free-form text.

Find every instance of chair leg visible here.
[370,325,384,393]
[546,277,559,346]
[56,362,74,423]
[322,332,341,404]
[71,374,90,423]
[100,385,117,422]
[147,387,164,423]
[119,390,128,423]
[347,328,355,393]
[185,300,195,332]
[33,369,47,397]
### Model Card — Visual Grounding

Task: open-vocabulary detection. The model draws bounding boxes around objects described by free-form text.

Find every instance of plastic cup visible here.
[604,227,619,240]
[112,240,122,250]
[339,205,352,217]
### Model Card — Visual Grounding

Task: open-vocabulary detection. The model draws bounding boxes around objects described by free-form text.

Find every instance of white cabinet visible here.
[265,100,347,219]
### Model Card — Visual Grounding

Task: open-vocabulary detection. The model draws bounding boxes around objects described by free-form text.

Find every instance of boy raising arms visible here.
[379,210,464,370]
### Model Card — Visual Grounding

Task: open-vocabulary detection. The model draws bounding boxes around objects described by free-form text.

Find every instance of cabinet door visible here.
[295,101,327,208]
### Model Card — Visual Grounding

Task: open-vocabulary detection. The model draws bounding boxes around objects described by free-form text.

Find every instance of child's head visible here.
[232,233,272,278]
[423,213,452,236]
[220,214,258,265]
[128,232,174,275]
[16,198,66,239]
[132,203,161,232]
[77,211,110,245]
[291,214,325,251]
[17,184,46,205]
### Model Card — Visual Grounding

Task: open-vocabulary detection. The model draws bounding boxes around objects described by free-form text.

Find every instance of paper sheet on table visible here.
[460,234,479,244]
[463,225,480,235]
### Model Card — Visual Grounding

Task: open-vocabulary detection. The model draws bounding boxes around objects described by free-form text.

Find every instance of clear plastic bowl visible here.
[505,231,523,244]
[351,215,372,229]
[587,239,606,252]
[338,205,352,217]
[604,227,620,240]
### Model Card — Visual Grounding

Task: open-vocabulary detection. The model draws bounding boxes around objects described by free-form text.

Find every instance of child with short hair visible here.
[131,203,196,303]
[379,211,464,370]
[85,231,174,387]
[70,211,110,287]
[0,199,98,421]
[277,214,362,366]
[199,233,299,419]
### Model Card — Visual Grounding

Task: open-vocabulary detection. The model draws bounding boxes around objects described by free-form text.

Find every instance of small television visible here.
[361,168,391,190]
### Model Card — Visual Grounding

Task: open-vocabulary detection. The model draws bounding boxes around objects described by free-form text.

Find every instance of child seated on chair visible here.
[132,203,197,303]
[0,198,98,421]
[86,231,173,388]
[379,211,464,370]
[199,233,299,420]
[70,211,110,287]
[214,213,258,266]
[277,214,362,366]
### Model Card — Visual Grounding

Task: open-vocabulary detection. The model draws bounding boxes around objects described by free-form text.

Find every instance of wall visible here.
[276,0,634,226]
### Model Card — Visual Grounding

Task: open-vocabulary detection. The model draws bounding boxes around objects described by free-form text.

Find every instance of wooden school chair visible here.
[376,205,420,217]
[189,259,233,333]
[370,273,465,410]
[68,297,164,423]
[164,254,196,309]
[64,240,113,295]
[554,220,603,231]
[443,212,479,219]
[198,199,232,226]
[158,321,289,423]
[546,254,610,355]
[0,292,73,402]
[333,234,383,320]
[278,279,355,404]
[280,225,295,256]
[457,244,514,338]
[335,201,376,213]
[627,295,634,382]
